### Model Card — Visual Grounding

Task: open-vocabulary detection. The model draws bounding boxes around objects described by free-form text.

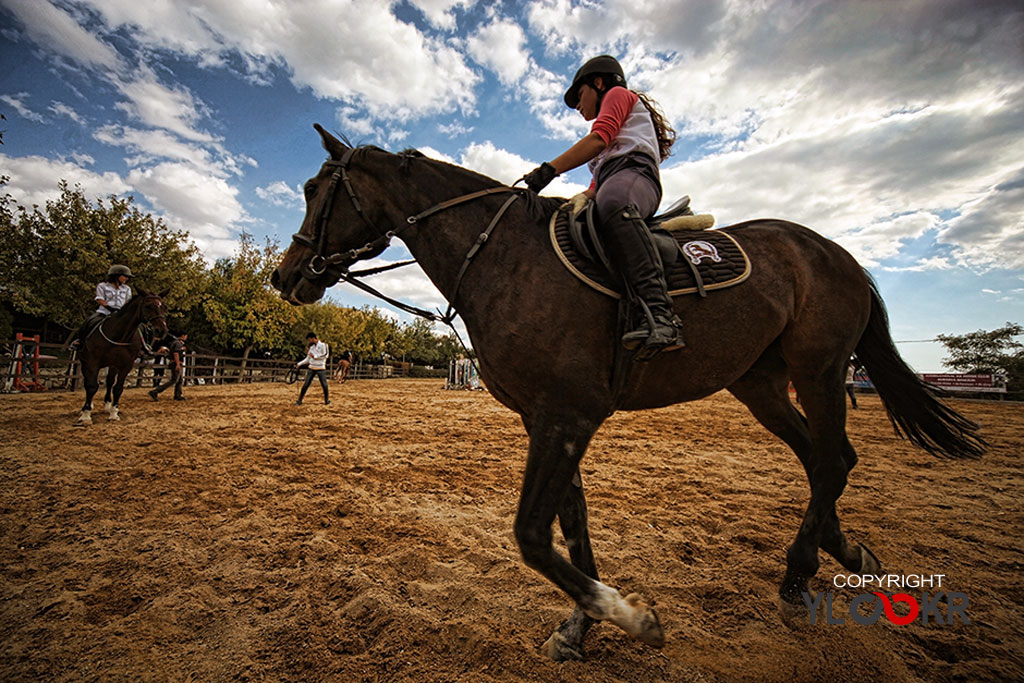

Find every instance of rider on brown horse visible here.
[70,264,134,349]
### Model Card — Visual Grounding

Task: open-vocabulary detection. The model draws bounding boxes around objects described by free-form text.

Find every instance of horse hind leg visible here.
[104,370,119,420]
[728,362,879,620]
[107,370,129,421]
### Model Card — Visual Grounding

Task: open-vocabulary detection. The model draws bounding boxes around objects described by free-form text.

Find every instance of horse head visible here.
[273,124,396,305]
[137,290,170,335]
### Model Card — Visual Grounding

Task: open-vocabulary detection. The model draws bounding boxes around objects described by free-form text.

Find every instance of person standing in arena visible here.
[846,357,860,409]
[149,332,189,401]
[295,332,330,405]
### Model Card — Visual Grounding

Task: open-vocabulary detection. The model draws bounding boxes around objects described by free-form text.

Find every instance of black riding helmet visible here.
[563,54,626,109]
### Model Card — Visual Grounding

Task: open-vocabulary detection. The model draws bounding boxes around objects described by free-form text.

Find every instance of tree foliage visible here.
[201,233,296,358]
[937,322,1024,394]
[0,178,473,368]
[0,181,207,330]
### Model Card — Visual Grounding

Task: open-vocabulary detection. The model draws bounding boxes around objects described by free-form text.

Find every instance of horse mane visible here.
[356,144,505,189]
[110,293,144,319]
[352,143,563,221]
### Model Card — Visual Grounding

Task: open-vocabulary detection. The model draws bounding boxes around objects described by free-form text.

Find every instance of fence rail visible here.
[1,336,441,393]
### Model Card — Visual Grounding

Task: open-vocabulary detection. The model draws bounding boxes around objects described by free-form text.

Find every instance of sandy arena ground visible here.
[1,379,1022,681]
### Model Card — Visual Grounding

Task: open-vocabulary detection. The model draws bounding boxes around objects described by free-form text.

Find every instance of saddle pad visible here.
[550,209,751,299]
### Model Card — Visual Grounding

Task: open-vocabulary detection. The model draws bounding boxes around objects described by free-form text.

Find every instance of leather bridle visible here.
[288,146,523,323]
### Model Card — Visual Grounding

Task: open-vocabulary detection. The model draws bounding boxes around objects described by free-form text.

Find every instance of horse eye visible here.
[304,182,317,200]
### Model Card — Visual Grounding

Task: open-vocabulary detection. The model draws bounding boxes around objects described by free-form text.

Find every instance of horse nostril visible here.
[271,269,281,290]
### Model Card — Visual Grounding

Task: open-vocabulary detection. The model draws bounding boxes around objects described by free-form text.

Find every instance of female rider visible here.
[522,55,681,355]
[69,264,134,348]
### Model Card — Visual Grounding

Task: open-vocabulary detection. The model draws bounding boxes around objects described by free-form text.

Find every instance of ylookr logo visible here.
[802,574,970,626]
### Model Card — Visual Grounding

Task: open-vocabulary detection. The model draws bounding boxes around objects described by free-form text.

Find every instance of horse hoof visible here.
[76,416,92,426]
[108,413,120,421]
[540,632,585,661]
[858,544,882,575]
[623,593,665,648]
[778,590,818,630]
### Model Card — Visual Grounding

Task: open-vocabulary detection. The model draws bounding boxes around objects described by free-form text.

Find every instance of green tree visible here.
[202,233,296,362]
[0,181,207,338]
[937,322,1024,395]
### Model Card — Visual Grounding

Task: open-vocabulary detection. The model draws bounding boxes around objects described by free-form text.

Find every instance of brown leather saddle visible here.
[549,196,751,298]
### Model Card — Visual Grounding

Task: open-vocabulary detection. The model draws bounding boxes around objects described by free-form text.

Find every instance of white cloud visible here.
[256,180,303,209]
[438,121,474,138]
[466,17,529,85]
[2,0,122,71]
[76,0,481,122]
[69,151,95,166]
[408,0,474,30]
[0,92,45,123]
[939,169,1024,270]
[48,101,84,124]
[126,161,246,248]
[0,153,130,207]
[113,66,217,144]
[458,140,585,197]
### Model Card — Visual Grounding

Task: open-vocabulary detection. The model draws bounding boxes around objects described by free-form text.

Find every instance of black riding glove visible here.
[523,162,557,192]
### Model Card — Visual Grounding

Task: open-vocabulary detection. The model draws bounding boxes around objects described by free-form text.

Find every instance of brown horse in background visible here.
[76,292,168,425]
[273,125,984,660]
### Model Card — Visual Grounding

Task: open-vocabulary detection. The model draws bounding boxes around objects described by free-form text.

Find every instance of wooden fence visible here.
[1,336,435,393]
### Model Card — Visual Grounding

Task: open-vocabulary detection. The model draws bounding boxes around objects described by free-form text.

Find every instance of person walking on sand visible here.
[295,332,330,405]
[148,332,188,401]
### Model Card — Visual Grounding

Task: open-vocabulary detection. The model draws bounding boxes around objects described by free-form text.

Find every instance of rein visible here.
[94,295,166,348]
[290,148,523,325]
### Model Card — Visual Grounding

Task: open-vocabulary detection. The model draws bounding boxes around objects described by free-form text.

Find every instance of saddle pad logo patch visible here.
[683,240,721,265]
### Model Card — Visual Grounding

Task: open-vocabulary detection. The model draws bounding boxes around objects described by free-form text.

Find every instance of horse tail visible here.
[854,272,986,458]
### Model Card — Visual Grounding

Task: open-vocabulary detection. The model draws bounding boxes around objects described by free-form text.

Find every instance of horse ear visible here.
[314,123,348,160]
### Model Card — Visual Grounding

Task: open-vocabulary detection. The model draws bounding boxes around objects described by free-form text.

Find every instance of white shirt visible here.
[586,88,660,186]
[298,340,329,370]
[95,281,132,314]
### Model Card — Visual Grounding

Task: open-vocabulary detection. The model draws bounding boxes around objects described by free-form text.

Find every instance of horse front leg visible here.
[541,468,600,661]
[514,414,664,657]
[78,371,99,425]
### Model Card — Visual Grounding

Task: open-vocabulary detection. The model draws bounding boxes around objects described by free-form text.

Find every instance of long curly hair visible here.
[634,91,676,161]
[590,73,676,161]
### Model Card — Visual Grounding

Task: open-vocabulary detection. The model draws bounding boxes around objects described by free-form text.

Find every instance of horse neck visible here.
[103,297,144,341]
[375,157,528,300]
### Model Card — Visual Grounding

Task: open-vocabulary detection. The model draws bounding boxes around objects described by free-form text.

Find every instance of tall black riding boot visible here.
[604,205,683,353]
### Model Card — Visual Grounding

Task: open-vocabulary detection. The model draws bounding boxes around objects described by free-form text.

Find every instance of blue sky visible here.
[1,0,1022,371]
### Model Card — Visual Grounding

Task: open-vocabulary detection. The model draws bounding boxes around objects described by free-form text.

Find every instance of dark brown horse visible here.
[76,291,168,425]
[273,125,984,660]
